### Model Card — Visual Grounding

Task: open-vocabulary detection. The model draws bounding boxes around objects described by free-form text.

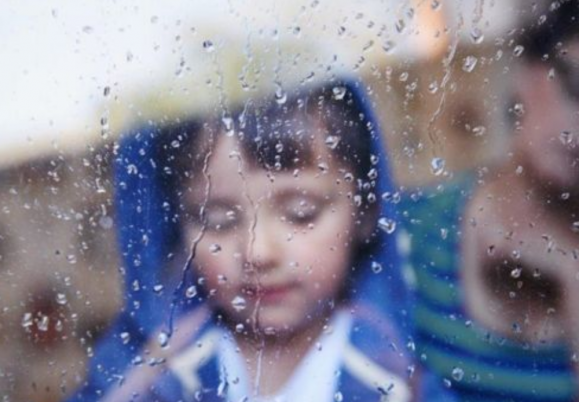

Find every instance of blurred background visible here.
[0,0,540,400]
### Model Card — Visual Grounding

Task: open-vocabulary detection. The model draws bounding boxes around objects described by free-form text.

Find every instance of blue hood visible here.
[68,78,414,400]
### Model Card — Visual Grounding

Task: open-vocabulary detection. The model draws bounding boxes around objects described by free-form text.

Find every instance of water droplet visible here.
[431,0,441,10]
[560,131,574,145]
[395,19,406,33]
[572,221,579,233]
[462,56,478,73]
[451,367,464,382]
[510,266,522,278]
[38,315,49,332]
[334,391,344,401]
[217,275,227,285]
[222,115,234,136]
[382,40,396,54]
[513,45,525,57]
[548,68,556,80]
[513,103,525,116]
[153,284,164,293]
[430,157,445,176]
[275,87,287,105]
[185,285,198,299]
[487,245,495,255]
[371,261,383,274]
[99,216,113,230]
[157,331,169,348]
[209,243,222,254]
[470,28,484,44]
[103,86,111,97]
[231,296,247,312]
[21,313,33,329]
[120,332,131,344]
[67,254,77,264]
[202,40,214,52]
[332,86,347,100]
[377,217,396,234]
[318,162,329,173]
[235,323,244,333]
[325,136,340,150]
[440,228,448,239]
[56,293,67,305]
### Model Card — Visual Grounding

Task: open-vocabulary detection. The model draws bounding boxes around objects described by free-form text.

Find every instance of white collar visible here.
[218,310,352,402]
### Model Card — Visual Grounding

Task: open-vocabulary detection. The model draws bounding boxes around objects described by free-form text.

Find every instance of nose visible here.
[244,214,279,272]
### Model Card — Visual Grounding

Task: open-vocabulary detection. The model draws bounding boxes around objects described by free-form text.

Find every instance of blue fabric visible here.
[67,79,455,401]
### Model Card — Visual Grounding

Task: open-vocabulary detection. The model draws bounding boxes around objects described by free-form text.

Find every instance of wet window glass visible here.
[1,1,578,401]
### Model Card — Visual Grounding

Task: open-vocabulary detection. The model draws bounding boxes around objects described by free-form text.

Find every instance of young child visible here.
[69,80,455,401]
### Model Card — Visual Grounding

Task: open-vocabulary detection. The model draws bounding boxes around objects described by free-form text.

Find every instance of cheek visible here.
[195,239,242,285]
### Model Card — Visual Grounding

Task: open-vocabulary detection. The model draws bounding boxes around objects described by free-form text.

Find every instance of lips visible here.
[243,282,298,304]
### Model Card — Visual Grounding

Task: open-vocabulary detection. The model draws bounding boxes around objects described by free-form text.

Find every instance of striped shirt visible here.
[399,176,576,402]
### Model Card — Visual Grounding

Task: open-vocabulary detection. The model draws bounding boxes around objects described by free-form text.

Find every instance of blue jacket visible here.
[68,79,456,402]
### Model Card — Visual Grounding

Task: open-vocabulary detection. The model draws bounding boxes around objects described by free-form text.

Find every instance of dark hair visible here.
[519,0,579,62]
[157,82,381,259]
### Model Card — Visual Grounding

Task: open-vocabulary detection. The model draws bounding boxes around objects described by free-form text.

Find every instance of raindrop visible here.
[560,131,573,145]
[382,40,396,54]
[185,285,198,299]
[202,40,215,52]
[67,254,77,264]
[440,228,448,239]
[235,323,244,333]
[21,313,33,329]
[510,266,522,279]
[377,217,396,234]
[462,56,478,73]
[275,87,287,105]
[222,115,234,136]
[513,103,525,117]
[371,261,383,274]
[231,296,247,312]
[470,28,484,45]
[157,331,169,348]
[487,245,495,255]
[395,19,406,33]
[217,275,227,285]
[56,293,67,305]
[334,391,344,401]
[325,136,341,150]
[431,0,441,10]
[428,81,439,94]
[153,284,164,293]
[209,243,222,254]
[318,162,329,173]
[120,332,131,344]
[99,216,114,230]
[38,315,49,332]
[513,45,525,57]
[103,86,111,97]
[451,367,464,382]
[548,68,556,80]
[572,221,579,233]
[332,86,347,100]
[430,157,445,176]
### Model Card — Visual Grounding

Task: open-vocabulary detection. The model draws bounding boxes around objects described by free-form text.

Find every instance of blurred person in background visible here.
[400,0,579,400]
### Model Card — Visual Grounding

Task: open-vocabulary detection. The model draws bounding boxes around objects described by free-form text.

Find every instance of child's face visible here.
[184,136,359,335]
